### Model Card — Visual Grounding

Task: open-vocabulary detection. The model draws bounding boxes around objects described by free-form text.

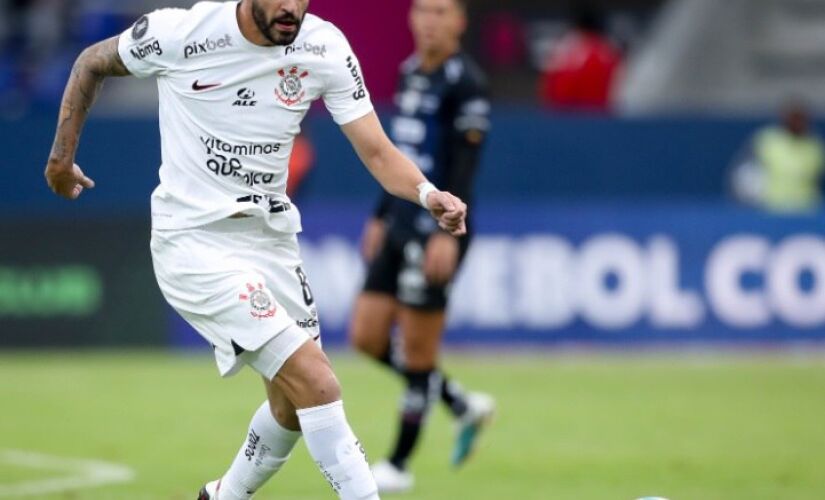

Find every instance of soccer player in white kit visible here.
[43,1,468,499]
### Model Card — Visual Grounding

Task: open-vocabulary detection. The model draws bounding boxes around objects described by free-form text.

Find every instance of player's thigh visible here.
[272,335,341,409]
[152,226,299,376]
[394,233,473,369]
[349,292,398,357]
[259,234,322,341]
[350,231,403,353]
[398,306,447,371]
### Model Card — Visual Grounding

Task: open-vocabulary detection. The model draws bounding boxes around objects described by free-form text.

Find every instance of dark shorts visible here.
[363,228,471,311]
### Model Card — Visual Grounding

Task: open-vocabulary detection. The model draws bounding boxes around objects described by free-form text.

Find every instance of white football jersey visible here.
[117,1,374,232]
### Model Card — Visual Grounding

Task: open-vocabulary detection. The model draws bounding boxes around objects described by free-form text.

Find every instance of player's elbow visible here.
[73,45,105,79]
[72,46,91,68]
[361,137,394,170]
[363,144,403,189]
[74,37,127,79]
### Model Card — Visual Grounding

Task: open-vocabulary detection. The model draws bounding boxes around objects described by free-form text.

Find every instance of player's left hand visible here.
[45,161,96,200]
[426,191,467,236]
[424,232,459,285]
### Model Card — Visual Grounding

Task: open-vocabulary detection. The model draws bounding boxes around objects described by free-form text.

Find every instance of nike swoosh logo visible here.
[192,80,221,91]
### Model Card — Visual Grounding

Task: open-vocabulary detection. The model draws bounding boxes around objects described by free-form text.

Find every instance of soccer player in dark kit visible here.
[348,0,494,493]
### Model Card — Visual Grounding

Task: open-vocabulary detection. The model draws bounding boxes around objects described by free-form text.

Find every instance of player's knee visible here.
[292,361,342,406]
[349,325,377,357]
[295,367,341,407]
[348,317,384,359]
[314,370,342,405]
[278,336,343,407]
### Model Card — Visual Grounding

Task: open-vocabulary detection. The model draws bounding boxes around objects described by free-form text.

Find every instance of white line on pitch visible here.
[0,449,135,497]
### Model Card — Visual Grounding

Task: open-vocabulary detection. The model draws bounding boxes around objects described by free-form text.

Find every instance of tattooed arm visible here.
[45,36,131,200]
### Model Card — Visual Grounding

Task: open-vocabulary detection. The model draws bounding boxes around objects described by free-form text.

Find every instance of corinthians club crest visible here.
[275,66,309,106]
[239,282,277,319]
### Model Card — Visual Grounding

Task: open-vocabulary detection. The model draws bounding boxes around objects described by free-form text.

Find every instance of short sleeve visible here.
[321,28,374,125]
[118,9,186,79]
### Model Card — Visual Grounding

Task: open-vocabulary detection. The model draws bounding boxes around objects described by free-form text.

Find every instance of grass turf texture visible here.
[0,351,824,499]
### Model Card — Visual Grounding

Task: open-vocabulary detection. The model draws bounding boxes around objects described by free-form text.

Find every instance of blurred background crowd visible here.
[5,0,825,114]
[0,0,649,108]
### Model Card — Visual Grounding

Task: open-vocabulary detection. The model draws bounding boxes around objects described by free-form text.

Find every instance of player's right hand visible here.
[361,218,387,262]
[426,191,467,237]
[45,161,96,200]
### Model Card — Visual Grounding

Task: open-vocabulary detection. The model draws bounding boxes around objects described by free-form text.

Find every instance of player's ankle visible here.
[389,457,407,471]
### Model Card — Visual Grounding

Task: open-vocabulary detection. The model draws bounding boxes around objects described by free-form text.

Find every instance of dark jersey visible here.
[375,52,490,237]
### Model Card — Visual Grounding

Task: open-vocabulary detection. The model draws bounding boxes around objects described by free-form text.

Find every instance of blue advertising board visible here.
[172,200,825,347]
[6,110,824,347]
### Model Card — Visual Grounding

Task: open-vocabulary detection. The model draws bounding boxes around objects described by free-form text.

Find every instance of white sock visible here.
[297,401,379,500]
[219,401,302,500]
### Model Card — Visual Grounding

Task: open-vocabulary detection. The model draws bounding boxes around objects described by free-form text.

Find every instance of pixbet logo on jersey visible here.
[233,88,258,107]
[275,67,309,106]
[184,34,233,59]
[285,41,327,58]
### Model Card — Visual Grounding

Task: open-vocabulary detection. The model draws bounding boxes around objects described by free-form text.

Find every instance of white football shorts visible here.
[150,216,321,378]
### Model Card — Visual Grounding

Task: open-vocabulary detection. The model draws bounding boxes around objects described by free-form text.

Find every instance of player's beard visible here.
[251,0,304,46]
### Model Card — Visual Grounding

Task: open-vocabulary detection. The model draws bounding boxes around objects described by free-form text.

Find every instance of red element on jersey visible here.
[539,31,622,112]
[295,67,309,78]
[239,282,277,319]
[192,80,221,91]
[275,66,309,106]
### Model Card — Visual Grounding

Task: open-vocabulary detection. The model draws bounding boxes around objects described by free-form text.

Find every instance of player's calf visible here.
[264,374,301,431]
[387,369,440,472]
[277,330,380,499]
[212,401,302,500]
[298,401,379,499]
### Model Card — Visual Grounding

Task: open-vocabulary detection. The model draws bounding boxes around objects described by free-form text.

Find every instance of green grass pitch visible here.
[1,350,824,499]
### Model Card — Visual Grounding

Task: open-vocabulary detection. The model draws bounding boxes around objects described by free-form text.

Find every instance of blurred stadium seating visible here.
[620,0,825,114]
